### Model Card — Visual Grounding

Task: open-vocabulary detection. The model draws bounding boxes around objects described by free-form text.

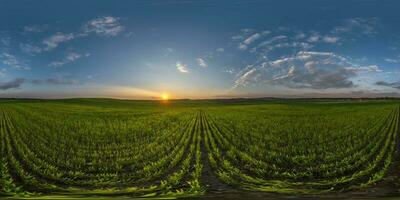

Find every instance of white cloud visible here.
[232,66,257,89]
[49,61,65,68]
[49,52,90,67]
[1,37,11,46]
[196,58,207,67]
[384,58,399,63]
[345,65,382,73]
[307,34,320,43]
[238,43,248,50]
[258,35,287,47]
[252,35,314,55]
[42,32,75,51]
[20,43,42,54]
[86,74,98,79]
[125,32,134,38]
[24,16,124,53]
[176,62,189,73]
[83,16,124,37]
[273,41,313,50]
[332,17,379,36]
[224,68,235,74]
[294,32,306,40]
[238,31,270,50]
[322,36,339,43]
[216,48,224,52]
[272,66,295,81]
[232,51,382,90]
[163,48,174,56]
[243,33,262,45]
[231,35,244,40]
[23,25,47,33]
[241,28,253,33]
[0,53,30,70]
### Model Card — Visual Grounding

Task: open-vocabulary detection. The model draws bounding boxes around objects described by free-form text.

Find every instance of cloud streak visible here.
[42,32,75,51]
[0,78,26,90]
[375,81,400,89]
[176,62,189,73]
[237,31,270,50]
[196,58,207,67]
[232,51,382,90]
[20,16,125,53]
[0,53,30,70]
[31,78,78,85]
[332,17,379,36]
[23,25,48,33]
[49,52,90,67]
[83,16,124,37]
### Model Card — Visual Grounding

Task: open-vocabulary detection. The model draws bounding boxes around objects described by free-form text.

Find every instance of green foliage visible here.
[0,99,398,198]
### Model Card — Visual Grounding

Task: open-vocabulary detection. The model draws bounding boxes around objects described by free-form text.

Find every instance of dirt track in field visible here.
[199,111,235,193]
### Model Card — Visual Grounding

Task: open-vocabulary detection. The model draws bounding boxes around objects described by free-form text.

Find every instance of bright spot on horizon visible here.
[161,93,169,100]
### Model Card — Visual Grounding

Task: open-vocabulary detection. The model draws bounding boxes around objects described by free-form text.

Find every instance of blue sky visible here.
[1,0,400,99]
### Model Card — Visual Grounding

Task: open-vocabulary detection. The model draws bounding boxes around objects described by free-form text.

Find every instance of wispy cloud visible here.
[20,43,42,54]
[0,37,11,47]
[0,68,6,78]
[294,31,306,40]
[345,65,382,73]
[0,52,30,70]
[384,58,399,63]
[375,81,400,89]
[322,36,340,43]
[196,58,207,67]
[231,17,380,68]
[332,17,379,36]
[31,73,80,86]
[307,33,321,43]
[31,78,78,85]
[23,25,48,33]
[243,33,262,45]
[0,78,26,90]
[20,16,124,53]
[163,48,174,56]
[83,16,124,37]
[238,31,270,50]
[258,35,287,47]
[42,32,75,51]
[125,31,134,38]
[49,52,90,67]
[224,67,235,74]
[231,28,254,40]
[176,61,189,73]
[232,51,382,90]
[232,66,257,89]
[252,34,312,55]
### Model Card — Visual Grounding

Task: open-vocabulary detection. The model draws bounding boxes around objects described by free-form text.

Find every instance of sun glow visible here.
[161,93,169,100]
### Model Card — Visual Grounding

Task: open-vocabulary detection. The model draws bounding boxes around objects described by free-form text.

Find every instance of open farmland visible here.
[1,99,400,199]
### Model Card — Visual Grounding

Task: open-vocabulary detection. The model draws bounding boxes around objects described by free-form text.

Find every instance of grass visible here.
[0,98,399,199]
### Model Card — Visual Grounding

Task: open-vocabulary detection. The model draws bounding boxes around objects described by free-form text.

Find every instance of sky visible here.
[1,0,400,99]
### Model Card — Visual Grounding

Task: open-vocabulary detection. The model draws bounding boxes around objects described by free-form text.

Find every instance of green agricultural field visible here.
[1,99,400,199]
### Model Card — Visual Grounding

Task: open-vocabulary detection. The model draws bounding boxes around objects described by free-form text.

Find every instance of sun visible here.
[161,93,169,100]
